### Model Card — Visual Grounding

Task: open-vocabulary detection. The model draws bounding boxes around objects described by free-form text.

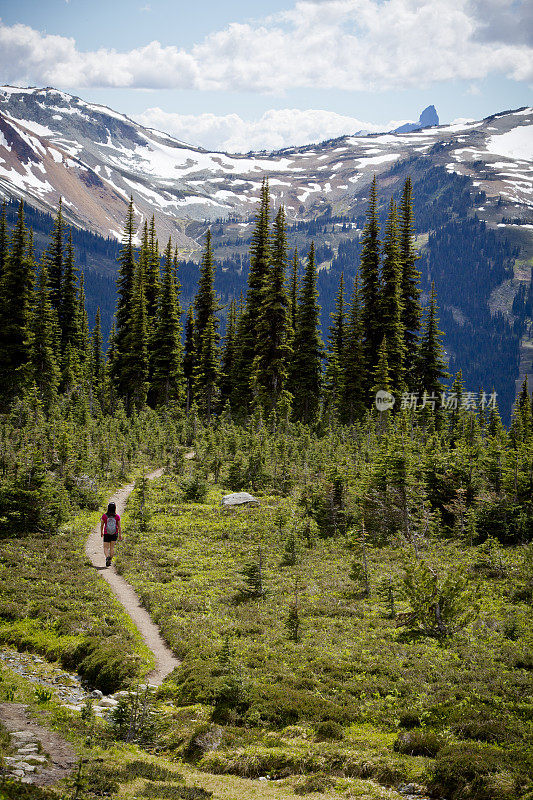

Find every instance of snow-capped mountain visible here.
[0,86,531,252]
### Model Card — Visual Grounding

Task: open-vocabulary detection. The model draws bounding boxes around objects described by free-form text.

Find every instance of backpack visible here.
[106,515,117,535]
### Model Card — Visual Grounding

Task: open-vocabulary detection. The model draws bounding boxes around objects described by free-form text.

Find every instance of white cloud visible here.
[0,0,531,92]
[134,106,408,151]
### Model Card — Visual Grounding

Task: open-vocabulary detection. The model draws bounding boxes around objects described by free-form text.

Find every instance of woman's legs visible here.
[109,540,116,559]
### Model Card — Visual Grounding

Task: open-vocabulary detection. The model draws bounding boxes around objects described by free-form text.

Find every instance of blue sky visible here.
[0,0,531,151]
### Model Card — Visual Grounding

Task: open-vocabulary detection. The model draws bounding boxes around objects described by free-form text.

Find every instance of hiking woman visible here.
[100,501,121,567]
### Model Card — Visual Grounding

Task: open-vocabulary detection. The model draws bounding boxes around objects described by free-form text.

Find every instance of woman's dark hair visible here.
[106,502,116,517]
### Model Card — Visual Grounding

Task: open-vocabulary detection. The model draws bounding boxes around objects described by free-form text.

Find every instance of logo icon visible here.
[375,389,395,411]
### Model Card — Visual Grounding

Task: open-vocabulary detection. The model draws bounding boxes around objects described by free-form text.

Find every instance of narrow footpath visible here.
[84,467,181,686]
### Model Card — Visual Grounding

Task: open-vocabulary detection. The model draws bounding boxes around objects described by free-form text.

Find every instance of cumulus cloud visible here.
[134,107,408,151]
[0,0,532,92]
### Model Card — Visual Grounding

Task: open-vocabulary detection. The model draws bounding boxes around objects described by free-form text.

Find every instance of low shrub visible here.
[343,755,408,786]
[183,724,223,762]
[246,684,356,728]
[393,728,443,756]
[63,636,138,693]
[120,759,181,782]
[294,771,336,794]
[429,743,526,800]
[181,475,209,503]
[142,783,212,799]
[314,720,344,740]
[449,707,521,744]
[0,780,56,799]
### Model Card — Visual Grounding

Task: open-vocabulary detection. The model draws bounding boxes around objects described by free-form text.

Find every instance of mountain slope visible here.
[0,87,531,251]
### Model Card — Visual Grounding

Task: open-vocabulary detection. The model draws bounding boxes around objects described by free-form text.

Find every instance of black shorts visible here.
[103,533,118,542]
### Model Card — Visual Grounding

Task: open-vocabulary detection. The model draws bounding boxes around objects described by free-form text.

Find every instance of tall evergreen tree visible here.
[220,299,237,408]
[60,232,80,356]
[232,181,271,414]
[114,197,137,399]
[324,272,346,420]
[247,178,271,325]
[31,262,60,411]
[123,250,149,411]
[91,307,105,403]
[183,305,195,413]
[0,201,34,399]
[0,199,8,284]
[253,205,291,413]
[288,248,299,340]
[195,316,220,421]
[399,177,422,374]
[380,198,405,393]
[360,176,382,384]
[77,272,90,364]
[416,282,448,399]
[194,230,218,346]
[45,197,65,313]
[193,231,220,417]
[145,215,160,325]
[290,243,323,423]
[151,238,183,406]
[340,273,365,423]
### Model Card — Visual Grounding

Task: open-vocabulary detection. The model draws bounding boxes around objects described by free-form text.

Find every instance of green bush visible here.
[294,771,336,794]
[181,475,209,503]
[393,728,443,756]
[314,720,344,740]
[429,743,526,800]
[246,684,356,728]
[0,780,56,799]
[183,724,223,762]
[63,637,137,693]
[120,760,182,782]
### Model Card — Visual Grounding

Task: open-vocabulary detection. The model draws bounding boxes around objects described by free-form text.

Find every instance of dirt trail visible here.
[85,467,181,686]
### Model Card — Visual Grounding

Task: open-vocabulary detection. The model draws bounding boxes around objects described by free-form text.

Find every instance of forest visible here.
[0,177,532,800]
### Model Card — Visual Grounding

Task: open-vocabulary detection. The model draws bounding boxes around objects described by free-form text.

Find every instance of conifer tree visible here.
[380,198,406,393]
[399,177,421,373]
[232,181,271,414]
[372,336,391,395]
[253,205,291,413]
[195,316,220,421]
[416,283,448,400]
[360,176,382,383]
[0,199,8,283]
[290,243,323,424]
[144,218,160,321]
[60,232,80,356]
[77,272,90,364]
[123,250,149,411]
[510,376,532,445]
[45,197,65,313]
[183,305,195,413]
[91,307,105,403]
[114,197,137,399]
[0,201,34,399]
[324,272,345,420]
[288,248,299,340]
[151,238,183,406]
[193,231,220,418]
[194,230,218,346]
[31,262,60,411]
[340,273,366,423]
[248,179,271,325]
[220,300,237,408]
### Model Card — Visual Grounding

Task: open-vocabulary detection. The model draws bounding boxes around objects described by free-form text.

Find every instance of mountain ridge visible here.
[0,86,531,255]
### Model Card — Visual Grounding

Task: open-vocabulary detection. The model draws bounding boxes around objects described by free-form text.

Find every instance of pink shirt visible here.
[101,513,120,534]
